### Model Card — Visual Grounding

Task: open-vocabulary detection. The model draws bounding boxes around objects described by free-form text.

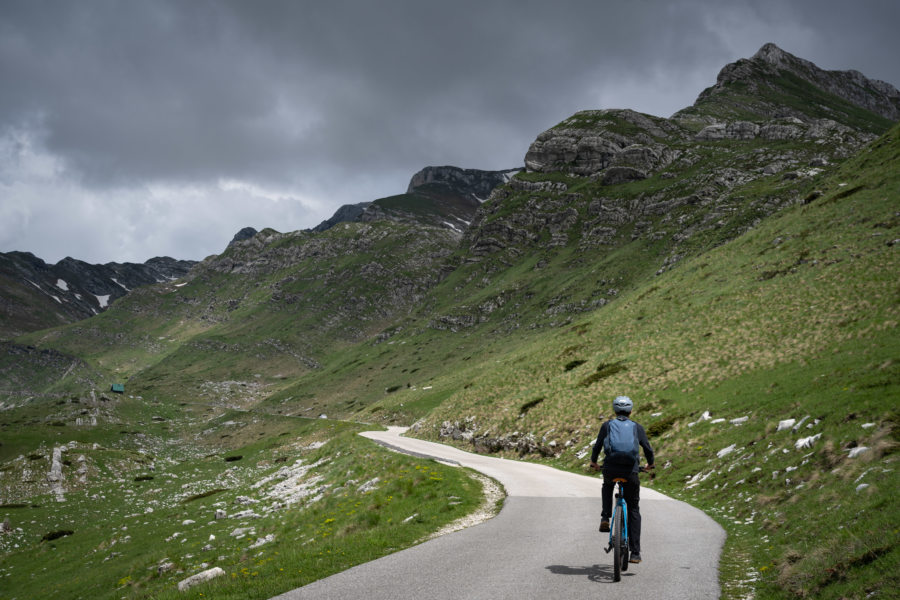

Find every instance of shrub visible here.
[647,414,679,438]
[181,488,228,504]
[578,361,627,387]
[519,397,545,416]
[41,530,74,542]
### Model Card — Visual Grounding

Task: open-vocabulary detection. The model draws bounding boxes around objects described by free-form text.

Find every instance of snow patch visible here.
[55,279,69,291]
[111,278,130,291]
[95,294,110,308]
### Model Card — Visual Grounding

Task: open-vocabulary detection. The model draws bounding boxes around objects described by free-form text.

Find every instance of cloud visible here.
[1,0,898,263]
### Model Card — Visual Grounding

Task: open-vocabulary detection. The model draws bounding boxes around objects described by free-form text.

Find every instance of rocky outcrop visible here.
[311,203,371,232]
[406,166,520,204]
[694,116,874,148]
[227,227,259,246]
[439,419,557,457]
[524,109,681,178]
[312,166,520,236]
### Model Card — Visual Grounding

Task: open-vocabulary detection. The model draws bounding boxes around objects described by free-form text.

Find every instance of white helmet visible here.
[613,395,633,415]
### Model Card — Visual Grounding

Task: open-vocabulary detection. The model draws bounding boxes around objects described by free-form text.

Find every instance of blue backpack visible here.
[603,417,640,468]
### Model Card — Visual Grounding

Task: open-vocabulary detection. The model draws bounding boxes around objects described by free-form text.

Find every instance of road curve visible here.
[272,427,725,600]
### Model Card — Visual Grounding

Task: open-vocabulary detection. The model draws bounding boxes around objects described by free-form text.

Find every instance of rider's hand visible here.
[590,461,601,471]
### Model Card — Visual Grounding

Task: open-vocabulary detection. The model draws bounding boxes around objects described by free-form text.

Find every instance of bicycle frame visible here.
[608,480,628,550]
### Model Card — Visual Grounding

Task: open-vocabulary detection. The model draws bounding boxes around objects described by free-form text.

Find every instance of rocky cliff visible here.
[523,44,892,185]
[313,166,520,234]
[311,204,371,232]
[406,166,520,204]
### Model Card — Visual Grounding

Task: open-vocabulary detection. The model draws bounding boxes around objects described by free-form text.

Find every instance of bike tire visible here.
[612,507,623,582]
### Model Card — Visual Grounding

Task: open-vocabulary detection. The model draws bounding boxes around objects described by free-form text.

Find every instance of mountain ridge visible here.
[0,251,195,339]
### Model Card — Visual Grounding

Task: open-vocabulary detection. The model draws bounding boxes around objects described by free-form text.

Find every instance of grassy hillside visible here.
[400,124,899,599]
[256,122,897,599]
[0,414,488,600]
[11,221,458,398]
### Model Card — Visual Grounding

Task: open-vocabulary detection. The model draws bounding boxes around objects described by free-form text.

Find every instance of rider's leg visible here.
[623,473,641,554]
[601,474,614,518]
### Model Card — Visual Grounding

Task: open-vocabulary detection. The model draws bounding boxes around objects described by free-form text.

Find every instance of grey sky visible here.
[2,0,898,264]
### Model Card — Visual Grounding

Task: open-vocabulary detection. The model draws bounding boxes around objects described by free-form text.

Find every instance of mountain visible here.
[1,44,897,600]
[314,165,520,234]
[0,252,196,339]
[227,226,259,246]
[674,42,900,131]
[311,203,371,232]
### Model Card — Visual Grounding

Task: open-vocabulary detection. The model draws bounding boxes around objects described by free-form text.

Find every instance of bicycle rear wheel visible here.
[612,507,623,582]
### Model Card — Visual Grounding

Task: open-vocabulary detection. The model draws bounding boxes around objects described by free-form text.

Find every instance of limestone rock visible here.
[524,109,680,177]
[177,567,225,591]
[602,166,648,185]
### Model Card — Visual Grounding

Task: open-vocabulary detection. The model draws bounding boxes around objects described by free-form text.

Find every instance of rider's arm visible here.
[590,421,609,465]
[636,423,655,467]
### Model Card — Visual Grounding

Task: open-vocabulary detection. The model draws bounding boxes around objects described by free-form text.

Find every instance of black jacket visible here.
[590,416,654,474]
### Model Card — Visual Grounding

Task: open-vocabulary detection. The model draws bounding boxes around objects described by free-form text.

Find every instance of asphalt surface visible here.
[271,427,725,600]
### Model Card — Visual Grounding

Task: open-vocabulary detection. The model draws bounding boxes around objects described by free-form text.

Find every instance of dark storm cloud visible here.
[1,0,898,263]
[0,1,731,185]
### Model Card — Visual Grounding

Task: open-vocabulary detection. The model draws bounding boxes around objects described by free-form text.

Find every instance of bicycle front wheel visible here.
[612,508,623,582]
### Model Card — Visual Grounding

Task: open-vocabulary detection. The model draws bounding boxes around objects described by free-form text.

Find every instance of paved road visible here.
[272,427,725,600]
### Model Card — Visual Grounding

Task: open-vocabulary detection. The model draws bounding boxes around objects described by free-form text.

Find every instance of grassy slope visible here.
[1,221,492,600]
[251,124,897,600]
[255,122,898,599]
[404,124,898,599]
[0,415,486,600]
[267,122,869,423]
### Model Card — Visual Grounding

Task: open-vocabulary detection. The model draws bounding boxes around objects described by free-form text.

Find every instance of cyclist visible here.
[590,395,654,564]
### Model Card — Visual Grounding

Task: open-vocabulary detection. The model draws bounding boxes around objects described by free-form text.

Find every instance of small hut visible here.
[110,383,125,394]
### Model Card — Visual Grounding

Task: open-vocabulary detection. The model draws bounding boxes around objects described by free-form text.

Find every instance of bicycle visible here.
[603,465,651,582]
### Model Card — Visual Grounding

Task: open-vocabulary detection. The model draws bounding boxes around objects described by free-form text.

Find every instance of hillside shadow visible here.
[546,563,634,583]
